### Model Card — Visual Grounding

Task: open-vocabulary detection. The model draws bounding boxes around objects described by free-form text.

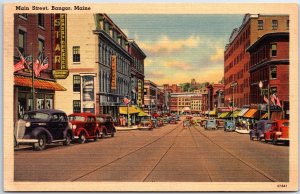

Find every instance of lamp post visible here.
[259,80,270,120]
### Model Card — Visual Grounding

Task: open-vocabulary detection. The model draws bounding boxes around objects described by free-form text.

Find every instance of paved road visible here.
[14,119,289,182]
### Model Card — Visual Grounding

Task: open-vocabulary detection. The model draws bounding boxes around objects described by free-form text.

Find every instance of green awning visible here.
[227,110,241,118]
[138,110,149,117]
[219,112,230,118]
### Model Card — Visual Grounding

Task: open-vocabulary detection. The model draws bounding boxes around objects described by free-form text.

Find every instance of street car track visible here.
[190,125,279,182]
[69,121,184,181]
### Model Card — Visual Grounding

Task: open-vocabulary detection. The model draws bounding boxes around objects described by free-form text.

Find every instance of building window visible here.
[73,100,81,113]
[286,20,289,30]
[270,87,277,95]
[258,20,264,30]
[18,30,26,54]
[19,14,28,19]
[271,43,277,57]
[38,14,44,28]
[270,66,277,79]
[38,39,44,53]
[73,46,80,62]
[73,75,81,92]
[272,20,278,30]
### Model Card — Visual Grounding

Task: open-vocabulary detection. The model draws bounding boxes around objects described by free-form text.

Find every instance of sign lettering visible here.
[111,55,117,90]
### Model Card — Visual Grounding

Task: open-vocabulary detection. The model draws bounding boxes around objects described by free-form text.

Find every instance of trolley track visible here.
[69,121,184,181]
[190,125,279,182]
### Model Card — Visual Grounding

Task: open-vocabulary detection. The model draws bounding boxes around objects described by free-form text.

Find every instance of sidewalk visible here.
[115,125,139,131]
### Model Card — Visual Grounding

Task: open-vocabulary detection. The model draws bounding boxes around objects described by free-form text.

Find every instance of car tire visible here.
[111,132,115,137]
[78,133,86,144]
[63,132,72,146]
[94,132,99,142]
[34,134,47,151]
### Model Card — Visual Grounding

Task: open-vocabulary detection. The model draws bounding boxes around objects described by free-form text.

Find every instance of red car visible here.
[68,113,102,143]
[265,120,289,145]
[96,114,116,137]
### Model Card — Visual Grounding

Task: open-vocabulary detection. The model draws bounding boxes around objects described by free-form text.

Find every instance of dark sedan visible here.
[14,109,74,151]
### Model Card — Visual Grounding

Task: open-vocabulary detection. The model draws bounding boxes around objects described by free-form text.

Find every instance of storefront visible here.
[14,75,66,122]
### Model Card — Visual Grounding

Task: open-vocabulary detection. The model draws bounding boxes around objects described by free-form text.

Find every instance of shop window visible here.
[272,20,278,30]
[36,94,45,110]
[258,20,264,30]
[45,94,54,109]
[270,66,277,79]
[73,100,81,113]
[18,30,26,54]
[38,14,44,28]
[73,75,81,92]
[73,46,80,62]
[271,43,277,57]
[18,93,26,119]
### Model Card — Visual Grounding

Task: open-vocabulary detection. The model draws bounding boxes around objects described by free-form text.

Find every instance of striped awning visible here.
[230,110,241,118]
[14,75,66,91]
[243,109,259,118]
[218,112,230,118]
[261,112,268,119]
[238,108,249,117]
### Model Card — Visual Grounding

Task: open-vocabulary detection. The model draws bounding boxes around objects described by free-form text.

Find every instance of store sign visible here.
[52,14,69,79]
[81,75,95,113]
[137,79,142,105]
[111,55,117,90]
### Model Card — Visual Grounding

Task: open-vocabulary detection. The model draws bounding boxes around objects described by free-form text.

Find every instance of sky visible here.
[109,14,244,85]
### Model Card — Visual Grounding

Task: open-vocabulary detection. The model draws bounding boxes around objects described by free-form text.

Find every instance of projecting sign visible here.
[111,55,117,90]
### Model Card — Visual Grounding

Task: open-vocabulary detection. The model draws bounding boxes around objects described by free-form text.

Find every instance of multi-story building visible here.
[144,80,158,114]
[55,14,99,115]
[247,32,289,119]
[128,39,146,107]
[169,92,199,114]
[163,84,182,93]
[191,95,202,114]
[224,14,289,108]
[205,84,225,115]
[94,14,133,118]
[13,14,65,122]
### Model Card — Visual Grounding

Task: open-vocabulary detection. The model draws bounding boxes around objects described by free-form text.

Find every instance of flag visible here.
[123,97,130,105]
[38,57,49,74]
[14,48,26,72]
[263,95,269,104]
[34,53,48,77]
[274,94,282,107]
[270,94,276,105]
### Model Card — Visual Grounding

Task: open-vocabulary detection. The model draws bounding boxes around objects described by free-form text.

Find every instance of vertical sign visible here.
[137,79,142,105]
[81,75,95,113]
[52,14,69,79]
[111,55,117,90]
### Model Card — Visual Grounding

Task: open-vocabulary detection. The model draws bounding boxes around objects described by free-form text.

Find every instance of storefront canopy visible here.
[238,108,249,117]
[218,112,230,119]
[138,110,149,117]
[119,106,140,115]
[261,112,268,119]
[14,75,66,91]
[243,109,259,118]
[209,109,216,116]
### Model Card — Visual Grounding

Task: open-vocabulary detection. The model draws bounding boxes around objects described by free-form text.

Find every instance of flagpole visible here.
[31,43,35,110]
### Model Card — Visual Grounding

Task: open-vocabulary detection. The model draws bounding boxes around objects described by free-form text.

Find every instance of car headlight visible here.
[72,125,77,130]
[68,122,72,129]
[25,122,31,127]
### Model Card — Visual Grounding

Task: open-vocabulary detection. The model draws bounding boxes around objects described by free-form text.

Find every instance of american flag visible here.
[123,97,131,105]
[14,48,26,72]
[263,95,269,104]
[34,53,48,77]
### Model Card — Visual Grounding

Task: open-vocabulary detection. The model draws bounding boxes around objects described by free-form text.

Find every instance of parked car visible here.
[175,114,180,121]
[249,120,272,141]
[205,119,217,130]
[224,120,235,132]
[96,114,116,137]
[68,113,102,143]
[217,119,225,128]
[169,117,177,124]
[14,109,73,151]
[200,119,207,127]
[265,120,289,145]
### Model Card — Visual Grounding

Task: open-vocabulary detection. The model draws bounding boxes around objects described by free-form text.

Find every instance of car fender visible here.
[76,128,89,137]
[63,127,74,139]
[31,127,53,143]
[96,127,102,134]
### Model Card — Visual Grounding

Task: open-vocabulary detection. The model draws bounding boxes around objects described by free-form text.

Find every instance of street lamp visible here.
[259,80,270,120]
[230,81,238,121]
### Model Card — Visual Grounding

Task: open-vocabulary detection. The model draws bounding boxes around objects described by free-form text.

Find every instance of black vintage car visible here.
[14,109,74,151]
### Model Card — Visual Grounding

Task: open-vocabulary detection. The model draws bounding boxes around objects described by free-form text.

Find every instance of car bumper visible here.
[277,138,289,141]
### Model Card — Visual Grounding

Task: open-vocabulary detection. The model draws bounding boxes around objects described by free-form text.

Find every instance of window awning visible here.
[218,112,230,118]
[243,109,259,118]
[209,109,216,115]
[14,75,66,91]
[138,110,149,117]
[238,108,249,117]
[261,112,268,119]
[119,106,140,114]
[231,110,241,118]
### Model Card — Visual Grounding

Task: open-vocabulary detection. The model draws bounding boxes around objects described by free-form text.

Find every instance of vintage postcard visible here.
[3,2,298,192]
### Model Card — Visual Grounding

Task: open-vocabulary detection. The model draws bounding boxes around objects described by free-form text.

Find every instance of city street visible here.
[14,119,289,182]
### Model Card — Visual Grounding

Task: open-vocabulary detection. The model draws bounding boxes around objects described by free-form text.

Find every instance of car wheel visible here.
[78,133,86,144]
[34,134,47,151]
[63,132,72,146]
[94,132,99,142]
[111,132,115,137]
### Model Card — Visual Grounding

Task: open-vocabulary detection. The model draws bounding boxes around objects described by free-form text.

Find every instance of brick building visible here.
[144,80,158,114]
[224,14,289,108]
[163,84,182,93]
[204,84,225,116]
[247,32,289,119]
[14,14,65,122]
[191,95,202,114]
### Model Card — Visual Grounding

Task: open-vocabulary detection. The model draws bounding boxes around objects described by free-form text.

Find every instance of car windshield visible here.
[23,112,49,120]
[266,123,273,129]
[96,117,104,123]
[68,116,85,122]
